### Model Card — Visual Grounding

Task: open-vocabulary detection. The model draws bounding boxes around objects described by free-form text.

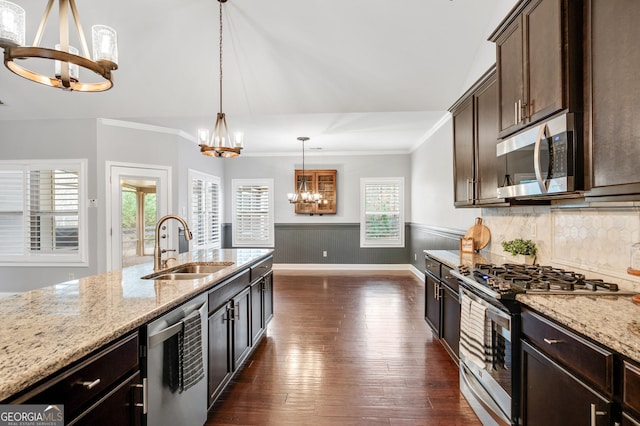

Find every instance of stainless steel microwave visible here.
[496,113,582,199]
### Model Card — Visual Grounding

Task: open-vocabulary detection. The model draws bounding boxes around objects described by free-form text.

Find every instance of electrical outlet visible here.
[68,272,75,280]
[414,253,417,261]
[323,251,327,257]
[530,223,537,237]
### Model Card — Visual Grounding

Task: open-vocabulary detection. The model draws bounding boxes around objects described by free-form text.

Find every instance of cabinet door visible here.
[263,271,274,325]
[250,279,264,346]
[293,171,316,214]
[452,96,475,206]
[315,170,337,214]
[589,0,640,192]
[521,340,613,426]
[475,72,502,203]
[208,303,231,405]
[496,17,524,136]
[232,287,252,370]
[440,284,460,361]
[524,0,564,123]
[424,272,441,336]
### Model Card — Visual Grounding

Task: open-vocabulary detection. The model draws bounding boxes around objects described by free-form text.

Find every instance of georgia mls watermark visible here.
[0,405,64,426]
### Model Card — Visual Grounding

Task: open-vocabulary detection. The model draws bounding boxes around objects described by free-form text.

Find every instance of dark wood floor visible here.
[206,270,481,425]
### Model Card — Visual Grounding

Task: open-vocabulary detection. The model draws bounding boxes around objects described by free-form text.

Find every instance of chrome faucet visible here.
[154,215,193,271]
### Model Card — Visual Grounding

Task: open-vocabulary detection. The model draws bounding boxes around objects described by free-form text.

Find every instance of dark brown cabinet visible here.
[207,256,274,407]
[451,67,506,207]
[11,332,142,426]
[585,0,640,198]
[293,169,337,215]
[520,308,615,425]
[424,255,460,362]
[490,0,582,138]
[623,359,640,425]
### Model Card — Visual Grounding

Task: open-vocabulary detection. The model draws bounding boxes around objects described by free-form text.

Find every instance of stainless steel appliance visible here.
[145,293,208,426]
[451,263,636,426]
[497,112,582,199]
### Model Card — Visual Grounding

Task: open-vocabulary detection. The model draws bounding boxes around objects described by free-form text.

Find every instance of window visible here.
[360,177,405,248]
[232,179,274,247]
[0,159,88,265]
[189,170,221,250]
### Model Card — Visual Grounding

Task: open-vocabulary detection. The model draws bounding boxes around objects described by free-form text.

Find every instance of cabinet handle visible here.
[235,302,240,320]
[80,378,101,390]
[543,338,563,345]
[590,403,607,426]
[133,378,148,414]
[515,101,519,124]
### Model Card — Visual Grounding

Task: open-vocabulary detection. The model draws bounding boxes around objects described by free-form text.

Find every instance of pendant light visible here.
[0,0,118,92]
[288,137,322,204]
[198,0,243,158]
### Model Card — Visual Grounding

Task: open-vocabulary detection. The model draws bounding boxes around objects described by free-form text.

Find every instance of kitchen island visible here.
[0,248,273,403]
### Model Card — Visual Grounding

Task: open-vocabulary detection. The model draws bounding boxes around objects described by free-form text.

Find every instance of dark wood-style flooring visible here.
[205,270,481,425]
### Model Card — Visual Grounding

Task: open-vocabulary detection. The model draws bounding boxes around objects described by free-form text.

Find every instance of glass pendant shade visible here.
[92,25,118,65]
[0,0,24,47]
[55,44,80,81]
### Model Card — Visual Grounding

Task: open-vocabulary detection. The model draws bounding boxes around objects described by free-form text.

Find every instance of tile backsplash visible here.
[482,204,640,292]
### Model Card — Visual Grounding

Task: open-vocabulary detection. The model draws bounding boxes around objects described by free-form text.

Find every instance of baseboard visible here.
[274,263,413,271]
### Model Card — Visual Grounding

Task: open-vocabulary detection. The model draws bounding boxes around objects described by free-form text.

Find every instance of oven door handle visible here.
[459,286,511,324]
[533,122,551,193]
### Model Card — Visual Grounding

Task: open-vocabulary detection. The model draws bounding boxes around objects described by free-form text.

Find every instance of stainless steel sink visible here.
[170,264,232,274]
[146,273,211,280]
[141,261,234,280]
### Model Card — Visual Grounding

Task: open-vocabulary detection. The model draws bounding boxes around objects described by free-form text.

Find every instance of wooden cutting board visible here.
[464,217,491,251]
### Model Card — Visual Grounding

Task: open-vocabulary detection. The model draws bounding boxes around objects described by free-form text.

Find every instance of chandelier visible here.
[198,0,243,158]
[0,0,118,92]
[288,137,322,204]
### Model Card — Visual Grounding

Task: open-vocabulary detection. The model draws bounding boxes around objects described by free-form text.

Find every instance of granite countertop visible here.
[0,248,273,402]
[424,249,640,364]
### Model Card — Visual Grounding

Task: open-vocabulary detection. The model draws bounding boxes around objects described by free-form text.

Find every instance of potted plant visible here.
[501,238,538,265]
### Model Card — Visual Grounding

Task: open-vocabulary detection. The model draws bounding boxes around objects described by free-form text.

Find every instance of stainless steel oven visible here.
[458,285,520,426]
[497,112,582,199]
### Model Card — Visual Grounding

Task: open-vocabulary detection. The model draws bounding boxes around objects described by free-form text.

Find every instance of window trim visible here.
[188,169,222,250]
[0,159,88,266]
[231,178,274,248]
[360,177,405,248]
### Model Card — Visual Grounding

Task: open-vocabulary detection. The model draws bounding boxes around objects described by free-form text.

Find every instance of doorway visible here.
[107,162,171,271]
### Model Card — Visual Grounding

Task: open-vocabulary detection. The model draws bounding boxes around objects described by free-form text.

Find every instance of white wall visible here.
[0,119,99,291]
[410,117,479,231]
[223,153,412,224]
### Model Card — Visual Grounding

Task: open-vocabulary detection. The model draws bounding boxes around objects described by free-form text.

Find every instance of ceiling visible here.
[0,0,514,155]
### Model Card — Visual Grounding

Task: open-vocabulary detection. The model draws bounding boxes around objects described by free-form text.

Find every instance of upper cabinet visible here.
[293,169,337,215]
[450,67,507,207]
[584,0,640,199]
[490,0,583,139]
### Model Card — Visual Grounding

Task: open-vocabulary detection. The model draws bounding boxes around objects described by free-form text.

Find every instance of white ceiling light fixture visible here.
[0,0,118,92]
[287,137,321,204]
[198,0,243,158]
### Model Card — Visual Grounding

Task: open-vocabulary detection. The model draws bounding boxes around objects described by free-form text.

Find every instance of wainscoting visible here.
[224,223,465,268]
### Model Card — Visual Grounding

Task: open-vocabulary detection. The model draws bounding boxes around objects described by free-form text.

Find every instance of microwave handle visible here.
[533,123,550,193]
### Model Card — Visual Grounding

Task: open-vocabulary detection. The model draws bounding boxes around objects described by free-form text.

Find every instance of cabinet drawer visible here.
[623,359,640,418]
[18,332,139,419]
[521,309,614,396]
[440,267,459,292]
[208,269,250,313]
[425,256,441,278]
[250,256,273,281]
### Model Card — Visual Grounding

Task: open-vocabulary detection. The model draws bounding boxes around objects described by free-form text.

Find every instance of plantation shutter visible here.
[190,172,221,249]
[360,177,404,247]
[232,179,274,247]
[0,160,86,264]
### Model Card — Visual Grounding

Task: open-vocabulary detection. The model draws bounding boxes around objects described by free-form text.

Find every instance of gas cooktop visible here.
[452,263,637,300]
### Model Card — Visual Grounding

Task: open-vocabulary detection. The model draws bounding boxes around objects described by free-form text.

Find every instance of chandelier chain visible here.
[218,0,223,113]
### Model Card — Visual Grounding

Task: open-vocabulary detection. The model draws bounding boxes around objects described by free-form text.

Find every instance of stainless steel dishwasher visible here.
[145,293,208,426]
